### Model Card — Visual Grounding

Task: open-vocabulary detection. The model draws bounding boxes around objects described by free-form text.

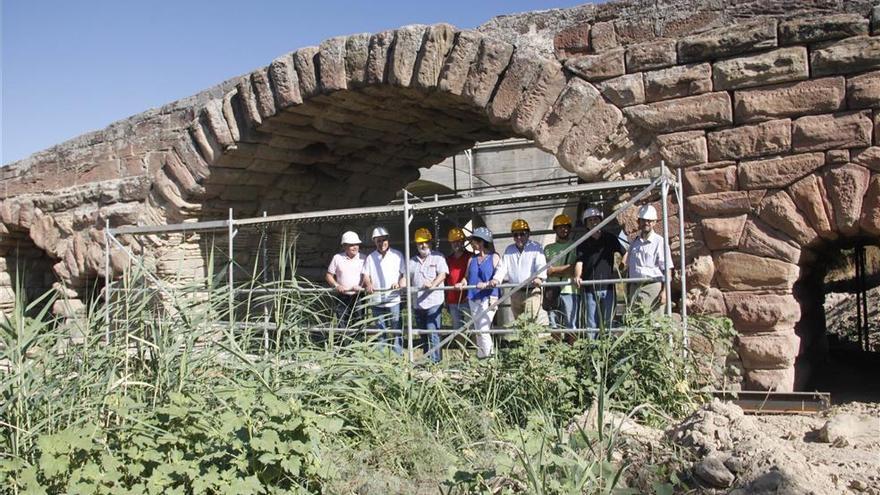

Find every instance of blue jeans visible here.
[447,303,469,330]
[548,293,579,330]
[584,288,615,337]
[415,305,443,363]
[373,304,402,355]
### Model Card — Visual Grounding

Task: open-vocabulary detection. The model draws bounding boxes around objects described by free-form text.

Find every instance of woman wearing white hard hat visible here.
[574,207,625,336]
[326,231,367,330]
[625,205,672,313]
[455,226,500,358]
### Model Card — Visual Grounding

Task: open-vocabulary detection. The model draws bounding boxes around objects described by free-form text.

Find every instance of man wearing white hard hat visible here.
[362,226,407,355]
[625,205,672,312]
[326,231,367,328]
[490,218,549,325]
[574,207,625,335]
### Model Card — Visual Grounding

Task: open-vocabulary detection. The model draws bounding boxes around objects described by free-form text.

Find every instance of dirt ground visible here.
[635,400,880,494]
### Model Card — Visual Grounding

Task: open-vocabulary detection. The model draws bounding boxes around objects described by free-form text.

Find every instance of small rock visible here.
[694,454,735,488]
[724,455,746,474]
[850,479,868,492]
[818,413,879,445]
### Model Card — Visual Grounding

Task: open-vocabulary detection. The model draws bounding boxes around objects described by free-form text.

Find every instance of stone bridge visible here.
[1,0,879,391]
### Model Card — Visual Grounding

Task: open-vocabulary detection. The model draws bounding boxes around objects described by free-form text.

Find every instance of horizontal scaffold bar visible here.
[108,176,668,236]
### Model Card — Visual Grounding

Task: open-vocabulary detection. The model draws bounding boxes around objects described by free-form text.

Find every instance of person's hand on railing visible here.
[574,278,583,288]
[455,281,466,289]
[531,278,543,288]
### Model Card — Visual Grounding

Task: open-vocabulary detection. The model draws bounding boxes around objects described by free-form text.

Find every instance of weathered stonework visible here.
[4,0,879,394]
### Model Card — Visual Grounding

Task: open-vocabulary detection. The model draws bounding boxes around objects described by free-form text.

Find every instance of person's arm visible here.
[394,253,405,289]
[491,251,507,285]
[574,261,584,288]
[533,246,547,285]
[361,261,375,293]
[428,257,449,289]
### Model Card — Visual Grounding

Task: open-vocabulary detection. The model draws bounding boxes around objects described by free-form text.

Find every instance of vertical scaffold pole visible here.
[228,208,234,326]
[262,211,269,352]
[677,167,689,353]
[104,219,111,342]
[660,161,672,317]
[403,191,415,362]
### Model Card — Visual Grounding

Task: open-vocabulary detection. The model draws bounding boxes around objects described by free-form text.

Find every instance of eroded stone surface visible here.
[625,92,732,132]
[714,251,799,291]
[824,163,871,236]
[811,36,880,77]
[677,19,777,63]
[738,153,825,190]
[707,119,791,161]
[733,77,846,124]
[724,292,800,333]
[791,111,873,152]
[713,47,808,91]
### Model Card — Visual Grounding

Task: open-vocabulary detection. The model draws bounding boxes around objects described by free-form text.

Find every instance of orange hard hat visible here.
[511,218,530,232]
[447,227,466,242]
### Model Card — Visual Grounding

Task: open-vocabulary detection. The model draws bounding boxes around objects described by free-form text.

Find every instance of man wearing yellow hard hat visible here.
[489,218,549,325]
[444,227,471,332]
[408,228,449,363]
[544,214,578,335]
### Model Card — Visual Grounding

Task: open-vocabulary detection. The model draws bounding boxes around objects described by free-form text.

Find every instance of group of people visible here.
[324,204,671,361]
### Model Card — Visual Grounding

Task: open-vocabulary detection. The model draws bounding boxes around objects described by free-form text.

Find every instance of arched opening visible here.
[0,225,61,317]
[801,241,880,403]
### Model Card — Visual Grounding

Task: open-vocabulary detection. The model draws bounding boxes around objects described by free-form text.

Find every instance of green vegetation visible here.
[0,266,733,494]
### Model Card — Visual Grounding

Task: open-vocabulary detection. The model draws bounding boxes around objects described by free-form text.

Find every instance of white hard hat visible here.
[340,231,362,245]
[638,205,658,221]
[371,226,390,239]
[469,226,493,243]
[582,207,603,220]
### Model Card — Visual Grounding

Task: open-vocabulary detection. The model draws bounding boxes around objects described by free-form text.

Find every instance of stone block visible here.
[758,190,819,247]
[860,175,880,235]
[734,77,846,124]
[876,110,879,145]
[739,219,801,264]
[293,46,320,99]
[688,287,727,315]
[624,92,732,133]
[387,25,426,87]
[365,30,395,85]
[462,38,514,108]
[557,100,624,179]
[707,119,791,161]
[789,174,837,240]
[413,24,455,90]
[656,131,707,169]
[595,74,645,107]
[488,50,542,124]
[714,251,799,291]
[686,254,715,289]
[791,111,873,152]
[590,21,618,51]
[738,331,800,369]
[437,31,482,96]
[683,162,737,195]
[738,153,825,190]
[687,191,752,216]
[344,33,370,88]
[565,48,625,81]
[852,147,880,172]
[874,5,880,35]
[811,36,880,77]
[614,17,655,46]
[511,60,567,137]
[824,163,871,236]
[713,47,808,91]
[846,71,880,109]
[826,149,851,165]
[553,23,590,58]
[318,36,348,92]
[533,78,601,153]
[724,292,800,333]
[677,19,777,63]
[744,367,795,392]
[269,53,302,109]
[643,63,712,102]
[701,214,747,250]
[625,39,677,72]
[779,14,869,45]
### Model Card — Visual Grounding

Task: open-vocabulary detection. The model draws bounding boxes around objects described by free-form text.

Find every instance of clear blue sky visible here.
[2,0,589,165]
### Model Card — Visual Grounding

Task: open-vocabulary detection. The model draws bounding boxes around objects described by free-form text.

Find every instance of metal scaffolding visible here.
[105,163,688,361]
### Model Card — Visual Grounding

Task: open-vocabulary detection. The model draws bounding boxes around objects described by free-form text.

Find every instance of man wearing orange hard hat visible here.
[544,213,579,334]
[489,218,549,325]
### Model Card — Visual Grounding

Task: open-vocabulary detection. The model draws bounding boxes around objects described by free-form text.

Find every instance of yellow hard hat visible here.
[552,214,573,227]
[414,227,433,243]
[511,218,530,232]
[447,227,466,242]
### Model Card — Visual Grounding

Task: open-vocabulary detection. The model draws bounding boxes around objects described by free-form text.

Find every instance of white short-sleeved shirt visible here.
[362,248,405,307]
[493,240,548,285]
[327,252,366,290]
[627,231,672,279]
[408,251,449,310]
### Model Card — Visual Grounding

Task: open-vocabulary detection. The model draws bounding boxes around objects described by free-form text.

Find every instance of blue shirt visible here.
[467,253,500,301]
